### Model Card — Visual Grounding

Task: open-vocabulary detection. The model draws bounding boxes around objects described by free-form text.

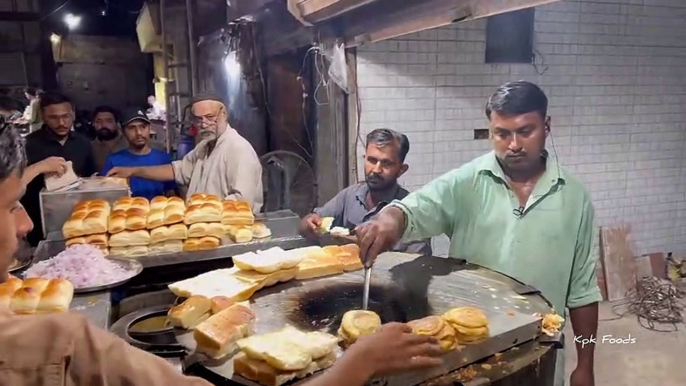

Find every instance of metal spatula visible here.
[362,266,372,310]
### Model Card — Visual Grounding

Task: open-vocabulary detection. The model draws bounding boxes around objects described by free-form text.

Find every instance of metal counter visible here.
[70,291,112,329]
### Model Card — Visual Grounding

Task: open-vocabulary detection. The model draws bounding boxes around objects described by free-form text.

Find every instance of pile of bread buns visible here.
[107,197,155,257]
[338,310,382,348]
[62,199,110,252]
[0,276,74,314]
[61,195,271,258]
[234,326,339,386]
[183,194,223,251]
[221,200,272,242]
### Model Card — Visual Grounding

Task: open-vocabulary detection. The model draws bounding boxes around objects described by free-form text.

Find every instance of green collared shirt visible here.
[391,151,602,314]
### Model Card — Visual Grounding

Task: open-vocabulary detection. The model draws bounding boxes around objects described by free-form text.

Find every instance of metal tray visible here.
[9,257,31,273]
[73,257,144,294]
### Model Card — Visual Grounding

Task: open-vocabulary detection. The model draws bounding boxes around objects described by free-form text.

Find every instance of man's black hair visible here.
[366,128,410,163]
[93,105,120,123]
[485,81,548,120]
[0,121,26,180]
[39,92,72,112]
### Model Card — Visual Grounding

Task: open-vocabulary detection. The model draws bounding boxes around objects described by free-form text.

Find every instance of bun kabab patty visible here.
[407,315,458,352]
[442,306,490,344]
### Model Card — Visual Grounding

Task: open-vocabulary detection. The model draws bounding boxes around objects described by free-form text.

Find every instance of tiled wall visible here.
[355,0,686,256]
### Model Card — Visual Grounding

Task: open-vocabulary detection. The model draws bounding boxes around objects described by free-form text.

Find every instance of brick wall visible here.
[355,0,686,256]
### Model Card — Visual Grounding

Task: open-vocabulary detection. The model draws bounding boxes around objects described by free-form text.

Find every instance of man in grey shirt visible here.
[300,128,431,255]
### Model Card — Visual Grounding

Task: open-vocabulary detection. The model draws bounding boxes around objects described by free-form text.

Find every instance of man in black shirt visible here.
[21,93,96,246]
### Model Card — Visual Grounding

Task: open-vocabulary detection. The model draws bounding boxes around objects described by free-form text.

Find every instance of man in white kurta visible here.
[107,93,263,213]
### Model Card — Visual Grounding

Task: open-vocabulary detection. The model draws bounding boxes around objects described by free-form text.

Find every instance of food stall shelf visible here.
[35,210,309,269]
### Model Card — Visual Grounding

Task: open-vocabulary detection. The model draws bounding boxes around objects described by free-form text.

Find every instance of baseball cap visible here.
[121,108,151,127]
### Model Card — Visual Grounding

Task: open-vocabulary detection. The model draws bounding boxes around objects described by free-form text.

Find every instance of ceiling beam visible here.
[292,0,377,23]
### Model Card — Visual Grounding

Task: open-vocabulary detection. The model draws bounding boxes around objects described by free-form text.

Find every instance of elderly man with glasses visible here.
[107,93,263,212]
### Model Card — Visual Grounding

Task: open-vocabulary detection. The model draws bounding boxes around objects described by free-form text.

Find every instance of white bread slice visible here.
[234,352,336,386]
[193,303,255,359]
[238,326,338,362]
[318,217,334,233]
[168,269,260,301]
[233,247,303,274]
[295,248,345,280]
[230,267,298,289]
[167,295,212,329]
[233,252,280,273]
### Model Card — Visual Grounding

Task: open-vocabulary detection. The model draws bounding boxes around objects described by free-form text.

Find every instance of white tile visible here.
[355,0,686,256]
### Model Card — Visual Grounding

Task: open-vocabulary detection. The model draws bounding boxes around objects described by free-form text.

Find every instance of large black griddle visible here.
[176,252,552,386]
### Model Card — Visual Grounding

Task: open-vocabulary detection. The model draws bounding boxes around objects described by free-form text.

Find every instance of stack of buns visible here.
[443,306,490,344]
[407,315,458,352]
[146,196,187,254]
[107,197,152,257]
[193,301,256,359]
[295,244,362,280]
[63,193,272,259]
[62,199,110,251]
[234,326,339,386]
[222,200,255,243]
[0,276,74,314]
[183,194,223,251]
[338,310,382,348]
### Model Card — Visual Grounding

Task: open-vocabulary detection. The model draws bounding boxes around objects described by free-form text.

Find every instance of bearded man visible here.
[107,93,263,211]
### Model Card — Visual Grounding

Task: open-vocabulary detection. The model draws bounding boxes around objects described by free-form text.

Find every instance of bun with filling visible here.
[338,310,382,348]
[443,306,490,344]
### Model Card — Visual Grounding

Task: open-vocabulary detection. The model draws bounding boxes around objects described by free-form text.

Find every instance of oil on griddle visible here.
[286,255,469,335]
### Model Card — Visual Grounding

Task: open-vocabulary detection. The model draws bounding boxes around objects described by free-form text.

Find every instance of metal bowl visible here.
[73,257,144,294]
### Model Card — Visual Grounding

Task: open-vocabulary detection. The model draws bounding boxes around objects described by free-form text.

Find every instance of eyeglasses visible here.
[191,107,224,125]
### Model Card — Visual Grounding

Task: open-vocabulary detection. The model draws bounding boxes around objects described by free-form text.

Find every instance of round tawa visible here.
[178,253,552,385]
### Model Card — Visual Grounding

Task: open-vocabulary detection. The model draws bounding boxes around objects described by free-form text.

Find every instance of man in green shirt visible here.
[356,81,601,386]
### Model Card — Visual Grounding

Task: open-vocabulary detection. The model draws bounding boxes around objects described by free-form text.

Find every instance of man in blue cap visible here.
[101,108,176,200]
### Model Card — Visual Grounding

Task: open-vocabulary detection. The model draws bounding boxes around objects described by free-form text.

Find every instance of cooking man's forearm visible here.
[569,302,599,368]
[132,165,175,182]
[380,206,407,237]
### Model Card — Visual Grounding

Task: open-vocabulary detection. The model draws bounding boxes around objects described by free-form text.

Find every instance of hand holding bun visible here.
[407,315,457,352]
[338,310,382,348]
